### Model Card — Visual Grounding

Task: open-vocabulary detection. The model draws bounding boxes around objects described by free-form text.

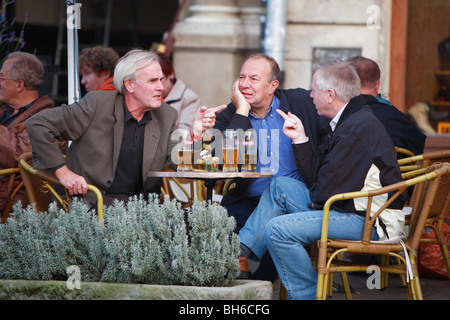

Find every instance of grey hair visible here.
[313,59,361,102]
[7,52,44,90]
[114,49,159,94]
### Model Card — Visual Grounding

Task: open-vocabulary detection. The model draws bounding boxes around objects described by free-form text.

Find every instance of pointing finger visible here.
[276,109,288,120]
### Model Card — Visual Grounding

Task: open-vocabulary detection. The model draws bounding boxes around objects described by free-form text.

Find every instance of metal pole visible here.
[66,0,81,104]
[262,0,287,86]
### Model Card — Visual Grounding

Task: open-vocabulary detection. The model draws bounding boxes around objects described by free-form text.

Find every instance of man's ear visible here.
[328,89,337,103]
[16,79,25,92]
[374,80,381,94]
[124,79,134,93]
[269,80,279,94]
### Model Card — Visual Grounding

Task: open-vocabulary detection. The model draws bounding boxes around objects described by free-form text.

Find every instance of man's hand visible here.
[55,165,88,196]
[276,109,308,143]
[193,105,227,137]
[231,79,251,117]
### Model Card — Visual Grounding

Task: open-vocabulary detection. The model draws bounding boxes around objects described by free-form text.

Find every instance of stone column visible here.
[172,0,261,108]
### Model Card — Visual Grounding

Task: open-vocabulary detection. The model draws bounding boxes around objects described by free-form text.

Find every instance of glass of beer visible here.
[222,130,238,172]
[242,129,257,172]
[177,129,193,171]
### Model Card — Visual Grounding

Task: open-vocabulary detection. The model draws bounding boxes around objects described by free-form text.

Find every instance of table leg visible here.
[204,179,216,201]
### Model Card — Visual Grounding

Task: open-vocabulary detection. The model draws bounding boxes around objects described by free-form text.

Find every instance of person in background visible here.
[0,52,65,218]
[348,56,426,156]
[79,46,120,92]
[157,52,202,129]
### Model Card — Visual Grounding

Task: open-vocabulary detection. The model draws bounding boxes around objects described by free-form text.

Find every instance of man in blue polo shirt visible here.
[214,54,322,281]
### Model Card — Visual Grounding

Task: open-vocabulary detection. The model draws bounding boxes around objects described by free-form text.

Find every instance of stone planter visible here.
[0,279,272,300]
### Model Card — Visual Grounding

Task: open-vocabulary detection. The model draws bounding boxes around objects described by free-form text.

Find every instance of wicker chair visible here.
[0,167,23,223]
[316,162,450,300]
[160,165,206,208]
[397,151,450,278]
[395,146,416,158]
[18,152,104,221]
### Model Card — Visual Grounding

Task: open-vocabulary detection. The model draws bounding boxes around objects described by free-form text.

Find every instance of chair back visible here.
[407,162,450,250]
[0,167,22,223]
[395,146,415,158]
[18,153,59,213]
[403,150,450,218]
[160,165,206,208]
[18,152,104,220]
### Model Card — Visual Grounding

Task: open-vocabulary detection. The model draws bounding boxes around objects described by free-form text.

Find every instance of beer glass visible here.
[177,129,193,171]
[242,129,257,172]
[222,130,238,172]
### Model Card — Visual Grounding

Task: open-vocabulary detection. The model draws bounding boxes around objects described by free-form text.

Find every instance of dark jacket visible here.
[214,87,323,206]
[362,94,426,156]
[293,95,405,213]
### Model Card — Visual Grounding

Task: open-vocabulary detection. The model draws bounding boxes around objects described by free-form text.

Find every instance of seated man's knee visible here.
[264,217,286,244]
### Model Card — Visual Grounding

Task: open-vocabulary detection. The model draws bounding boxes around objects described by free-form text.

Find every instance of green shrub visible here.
[0,195,240,287]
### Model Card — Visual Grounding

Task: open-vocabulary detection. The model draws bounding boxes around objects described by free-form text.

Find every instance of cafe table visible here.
[147,170,273,201]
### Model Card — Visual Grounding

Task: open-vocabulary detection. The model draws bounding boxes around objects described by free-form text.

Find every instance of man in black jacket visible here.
[348,56,426,155]
[214,54,323,281]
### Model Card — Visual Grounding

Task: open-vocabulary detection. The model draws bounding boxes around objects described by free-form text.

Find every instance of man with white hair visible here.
[26,49,224,208]
[236,60,405,299]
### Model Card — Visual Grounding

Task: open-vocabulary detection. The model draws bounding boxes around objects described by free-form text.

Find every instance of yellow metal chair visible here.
[0,167,24,223]
[18,152,104,221]
[316,162,450,300]
[160,165,206,208]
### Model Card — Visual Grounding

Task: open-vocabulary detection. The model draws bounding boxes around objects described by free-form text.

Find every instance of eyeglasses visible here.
[0,76,18,82]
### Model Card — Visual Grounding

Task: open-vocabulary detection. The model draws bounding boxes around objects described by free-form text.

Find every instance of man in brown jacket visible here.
[26,49,225,209]
[0,52,60,218]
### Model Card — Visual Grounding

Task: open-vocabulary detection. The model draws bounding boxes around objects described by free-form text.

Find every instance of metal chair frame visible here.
[18,152,104,221]
[316,163,450,300]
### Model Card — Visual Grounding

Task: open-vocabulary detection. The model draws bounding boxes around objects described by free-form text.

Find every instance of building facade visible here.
[172,0,392,108]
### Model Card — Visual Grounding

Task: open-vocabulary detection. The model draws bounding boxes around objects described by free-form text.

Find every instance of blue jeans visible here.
[224,195,278,282]
[238,177,379,300]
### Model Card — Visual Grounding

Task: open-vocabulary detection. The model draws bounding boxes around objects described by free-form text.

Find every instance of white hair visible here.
[313,60,361,102]
[114,49,159,93]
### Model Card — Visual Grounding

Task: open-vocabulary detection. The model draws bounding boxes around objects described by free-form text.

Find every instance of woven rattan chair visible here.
[397,150,450,279]
[0,167,23,223]
[395,146,416,158]
[316,162,450,300]
[18,152,104,221]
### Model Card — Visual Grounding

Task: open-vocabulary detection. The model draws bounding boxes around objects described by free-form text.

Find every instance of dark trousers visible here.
[224,196,278,282]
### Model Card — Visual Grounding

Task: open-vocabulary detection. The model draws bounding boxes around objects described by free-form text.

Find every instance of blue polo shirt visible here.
[246,96,302,197]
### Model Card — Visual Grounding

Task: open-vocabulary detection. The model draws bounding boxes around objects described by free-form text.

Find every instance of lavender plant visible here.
[0,195,240,287]
[0,0,27,67]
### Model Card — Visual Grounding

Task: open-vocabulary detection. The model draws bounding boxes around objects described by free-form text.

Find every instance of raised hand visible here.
[193,104,227,137]
[231,79,251,116]
[276,109,308,144]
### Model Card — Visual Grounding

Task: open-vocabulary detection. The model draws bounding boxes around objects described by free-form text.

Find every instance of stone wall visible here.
[172,0,392,107]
